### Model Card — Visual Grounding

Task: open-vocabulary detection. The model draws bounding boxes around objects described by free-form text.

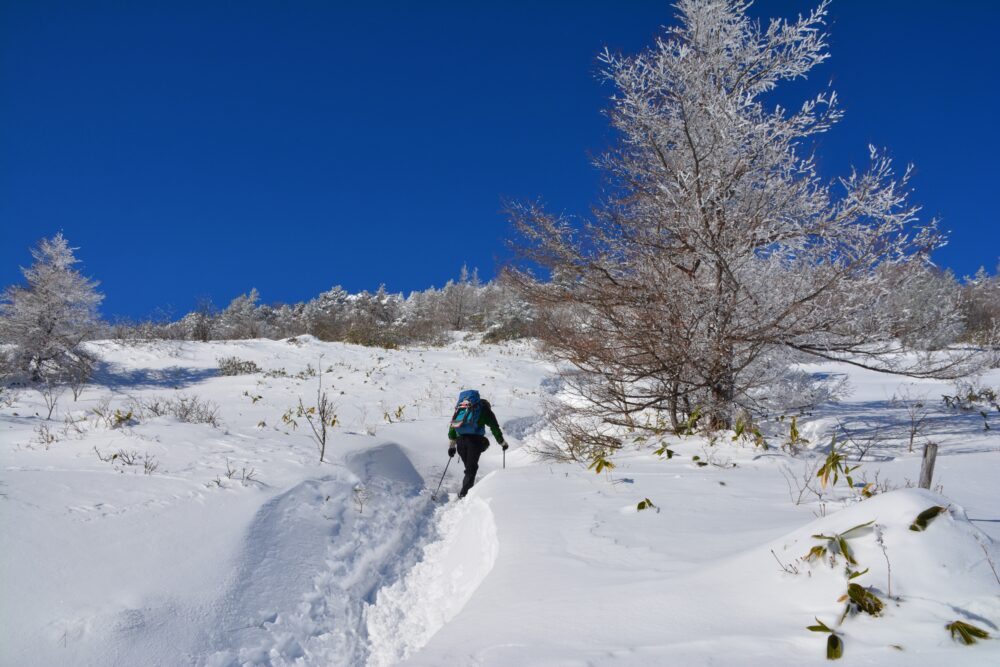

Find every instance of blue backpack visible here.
[451,389,484,436]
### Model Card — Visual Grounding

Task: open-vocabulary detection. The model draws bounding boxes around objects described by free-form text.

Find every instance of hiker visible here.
[448,389,506,498]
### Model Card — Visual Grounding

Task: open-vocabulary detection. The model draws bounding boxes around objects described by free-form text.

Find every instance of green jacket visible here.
[448,400,504,443]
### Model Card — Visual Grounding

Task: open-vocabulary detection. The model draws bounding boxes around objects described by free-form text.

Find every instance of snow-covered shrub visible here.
[779,456,829,505]
[217,356,261,376]
[31,423,58,449]
[130,394,220,427]
[91,398,137,430]
[183,298,217,342]
[530,396,624,463]
[0,385,18,409]
[166,395,220,426]
[941,379,999,412]
[222,458,258,486]
[93,446,158,474]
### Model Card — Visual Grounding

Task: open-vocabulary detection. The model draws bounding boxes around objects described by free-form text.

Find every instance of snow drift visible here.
[365,494,499,667]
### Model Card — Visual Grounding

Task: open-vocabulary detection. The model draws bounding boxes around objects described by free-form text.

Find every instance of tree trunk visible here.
[708,367,736,430]
[668,382,681,433]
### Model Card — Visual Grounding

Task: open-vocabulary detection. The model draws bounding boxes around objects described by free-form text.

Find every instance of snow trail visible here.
[198,443,440,667]
[365,493,499,667]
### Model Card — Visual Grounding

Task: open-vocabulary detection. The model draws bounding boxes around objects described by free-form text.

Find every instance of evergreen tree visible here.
[0,233,103,380]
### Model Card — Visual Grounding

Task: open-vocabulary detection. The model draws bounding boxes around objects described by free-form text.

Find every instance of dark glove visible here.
[448,446,456,458]
[500,441,508,451]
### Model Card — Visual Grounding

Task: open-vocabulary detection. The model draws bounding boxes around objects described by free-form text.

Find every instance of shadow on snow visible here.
[91,360,218,391]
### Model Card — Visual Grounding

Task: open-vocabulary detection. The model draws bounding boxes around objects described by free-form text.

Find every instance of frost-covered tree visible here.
[883,265,964,350]
[217,288,263,339]
[116,273,532,347]
[0,233,103,381]
[346,285,403,347]
[441,264,482,330]
[481,280,536,342]
[267,302,306,339]
[510,0,987,437]
[304,286,350,341]
[960,265,1000,345]
[397,287,449,344]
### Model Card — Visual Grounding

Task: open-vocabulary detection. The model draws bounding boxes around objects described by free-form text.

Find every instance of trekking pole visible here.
[503,446,506,469]
[431,456,452,501]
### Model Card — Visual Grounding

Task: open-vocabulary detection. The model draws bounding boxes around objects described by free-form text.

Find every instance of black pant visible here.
[456,435,489,497]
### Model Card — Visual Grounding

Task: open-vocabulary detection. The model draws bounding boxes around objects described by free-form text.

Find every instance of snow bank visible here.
[743,488,1000,659]
[365,496,499,667]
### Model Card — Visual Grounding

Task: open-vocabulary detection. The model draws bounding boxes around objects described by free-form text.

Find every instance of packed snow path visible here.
[199,443,482,667]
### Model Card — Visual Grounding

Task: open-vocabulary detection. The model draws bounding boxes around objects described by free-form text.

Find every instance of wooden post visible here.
[919,443,938,490]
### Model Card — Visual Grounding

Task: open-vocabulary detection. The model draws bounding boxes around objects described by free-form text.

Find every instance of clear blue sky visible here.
[2,1,998,319]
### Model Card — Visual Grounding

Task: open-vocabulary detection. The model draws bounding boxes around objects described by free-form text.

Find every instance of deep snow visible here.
[1,336,998,666]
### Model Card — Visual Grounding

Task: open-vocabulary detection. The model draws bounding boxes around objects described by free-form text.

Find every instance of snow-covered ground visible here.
[1,337,998,666]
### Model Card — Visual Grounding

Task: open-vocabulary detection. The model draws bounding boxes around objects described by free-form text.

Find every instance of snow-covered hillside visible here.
[1,337,998,666]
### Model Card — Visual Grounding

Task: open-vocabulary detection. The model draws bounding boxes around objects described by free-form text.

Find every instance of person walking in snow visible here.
[447,389,506,498]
